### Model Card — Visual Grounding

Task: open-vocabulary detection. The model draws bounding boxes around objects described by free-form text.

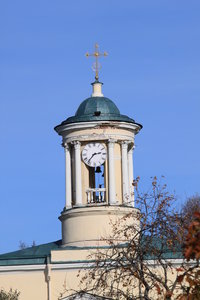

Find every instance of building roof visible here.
[0,240,112,266]
[54,96,142,130]
[0,240,61,266]
[0,238,183,267]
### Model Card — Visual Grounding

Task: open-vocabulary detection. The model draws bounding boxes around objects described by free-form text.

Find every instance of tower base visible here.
[59,205,140,247]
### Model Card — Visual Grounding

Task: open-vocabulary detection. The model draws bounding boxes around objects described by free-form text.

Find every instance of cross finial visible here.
[86,43,108,81]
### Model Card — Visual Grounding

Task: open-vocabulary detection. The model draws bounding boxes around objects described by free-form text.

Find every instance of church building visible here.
[0,46,142,299]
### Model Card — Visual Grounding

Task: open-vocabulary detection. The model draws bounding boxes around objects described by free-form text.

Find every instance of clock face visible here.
[82,143,107,167]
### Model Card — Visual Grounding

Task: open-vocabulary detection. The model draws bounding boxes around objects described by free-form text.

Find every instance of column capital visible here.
[128,143,135,152]
[72,141,81,149]
[121,140,129,149]
[63,143,70,151]
[108,139,116,147]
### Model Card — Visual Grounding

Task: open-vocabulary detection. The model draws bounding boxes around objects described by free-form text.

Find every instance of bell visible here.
[95,166,101,173]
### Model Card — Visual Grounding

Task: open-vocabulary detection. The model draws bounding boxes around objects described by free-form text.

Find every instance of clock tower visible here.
[54,46,142,247]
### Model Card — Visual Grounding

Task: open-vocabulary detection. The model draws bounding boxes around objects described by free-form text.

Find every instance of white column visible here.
[108,139,116,204]
[128,144,134,206]
[121,141,129,204]
[74,141,82,206]
[64,144,72,208]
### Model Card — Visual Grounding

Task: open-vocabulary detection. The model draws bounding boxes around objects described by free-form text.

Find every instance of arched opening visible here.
[86,164,106,204]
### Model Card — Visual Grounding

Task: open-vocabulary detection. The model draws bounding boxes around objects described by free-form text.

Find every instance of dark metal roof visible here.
[0,241,113,266]
[0,240,61,266]
[76,96,120,116]
[55,96,142,130]
[0,238,183,267]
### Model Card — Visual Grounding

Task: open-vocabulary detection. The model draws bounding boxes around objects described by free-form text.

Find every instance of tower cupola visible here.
[54,45,142,247]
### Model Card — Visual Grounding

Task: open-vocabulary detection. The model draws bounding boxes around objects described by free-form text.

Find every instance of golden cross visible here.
[86,43,108,81]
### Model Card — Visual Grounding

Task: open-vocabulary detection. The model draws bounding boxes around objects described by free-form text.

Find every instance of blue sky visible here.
[0,1,200,253]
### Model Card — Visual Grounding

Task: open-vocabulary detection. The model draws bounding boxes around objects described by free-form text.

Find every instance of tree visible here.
[181,194,200,227]
[176,211,200,299]
[76,177,199,300]
[0,289,20,300]
[19,240,36,249]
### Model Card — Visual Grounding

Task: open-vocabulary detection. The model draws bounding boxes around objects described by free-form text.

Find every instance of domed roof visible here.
[54,82,142,131]
[55,96,139,128]
[76,96,120,116]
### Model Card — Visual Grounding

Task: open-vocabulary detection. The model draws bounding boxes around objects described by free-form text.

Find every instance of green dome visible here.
[76,96,120,116]
[55,96,141,128]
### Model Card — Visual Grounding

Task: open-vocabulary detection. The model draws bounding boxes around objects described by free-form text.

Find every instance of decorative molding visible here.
[0,264,46,272]
[0,258,192,273]
[56,121,141,136]
[66,134,134,144]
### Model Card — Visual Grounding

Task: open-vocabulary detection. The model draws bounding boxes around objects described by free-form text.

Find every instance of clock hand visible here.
[88,152,97,163]
[88,152,102,163]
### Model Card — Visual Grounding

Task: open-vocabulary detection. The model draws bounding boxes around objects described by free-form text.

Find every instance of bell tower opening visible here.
[87,162,106,204]
[88,165,105,189]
